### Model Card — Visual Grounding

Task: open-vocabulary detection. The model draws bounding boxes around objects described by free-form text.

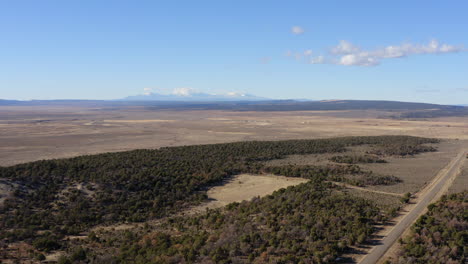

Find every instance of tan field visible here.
[189,174,309,214]
[1,105,468,166]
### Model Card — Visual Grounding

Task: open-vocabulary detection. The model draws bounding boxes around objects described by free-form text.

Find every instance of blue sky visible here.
[1,0,467,104]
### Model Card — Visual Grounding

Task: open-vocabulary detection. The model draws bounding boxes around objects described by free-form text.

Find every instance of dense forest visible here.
[0,136,439,262]
[392,191,467,264]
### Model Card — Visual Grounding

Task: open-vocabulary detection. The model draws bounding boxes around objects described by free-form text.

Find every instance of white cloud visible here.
[440,44,460,53]
[309,55,325,64]
[291,26,304,35]
[331,39,464,66]
[172,87,196,96]
[143,87,153,95]
[227,92,246,97]
[285,38,464,67]
[331,40,360,54]
[338,53,380,66]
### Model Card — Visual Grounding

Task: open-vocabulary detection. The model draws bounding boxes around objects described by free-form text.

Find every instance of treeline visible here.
[260,164,400,187]
[115,181,384,264]
[0,136,438,248]
[330,154,387,164]
[368,143,437,156]
[393,191,467,264]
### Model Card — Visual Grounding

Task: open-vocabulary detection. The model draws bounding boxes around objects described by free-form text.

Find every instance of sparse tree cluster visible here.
[118,181,383,263]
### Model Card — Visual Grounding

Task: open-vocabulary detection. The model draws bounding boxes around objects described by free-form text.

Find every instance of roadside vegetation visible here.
[0,136,439,262]
[392,191,467,264]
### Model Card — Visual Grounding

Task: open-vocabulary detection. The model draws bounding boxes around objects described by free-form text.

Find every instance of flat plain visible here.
[1,105,468,166]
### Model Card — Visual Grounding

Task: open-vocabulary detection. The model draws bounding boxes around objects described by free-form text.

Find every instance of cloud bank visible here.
[172,87,197,96]
[288,39,464,67]
[143,87,153,95]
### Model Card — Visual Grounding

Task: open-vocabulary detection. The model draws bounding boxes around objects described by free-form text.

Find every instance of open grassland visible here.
[1,105,468,166]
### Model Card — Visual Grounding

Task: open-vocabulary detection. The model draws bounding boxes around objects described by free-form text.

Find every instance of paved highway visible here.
[359,150,466,264]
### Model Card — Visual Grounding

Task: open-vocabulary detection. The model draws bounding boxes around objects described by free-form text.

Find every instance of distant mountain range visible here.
[1,98,467,118]
[122,92,268,101]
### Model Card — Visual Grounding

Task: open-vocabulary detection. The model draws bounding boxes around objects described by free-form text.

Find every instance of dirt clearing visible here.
[189,174,309,213]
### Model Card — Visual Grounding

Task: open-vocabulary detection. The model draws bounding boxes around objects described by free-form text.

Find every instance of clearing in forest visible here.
[189,174,309,213]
